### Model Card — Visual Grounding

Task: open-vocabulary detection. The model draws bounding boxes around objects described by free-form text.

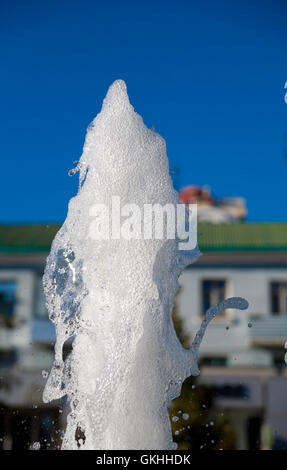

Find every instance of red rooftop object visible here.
[179,185,214,205]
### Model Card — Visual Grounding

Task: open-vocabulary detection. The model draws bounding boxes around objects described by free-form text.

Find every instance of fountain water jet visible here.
[43,80,248,450]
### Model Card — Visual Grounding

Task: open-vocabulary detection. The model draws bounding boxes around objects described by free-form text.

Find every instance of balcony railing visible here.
[249,315,287,345]
[193,313,287,355]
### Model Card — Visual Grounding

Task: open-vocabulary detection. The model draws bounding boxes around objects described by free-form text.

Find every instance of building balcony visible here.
[193,314,287,359]
[248,315,287,347]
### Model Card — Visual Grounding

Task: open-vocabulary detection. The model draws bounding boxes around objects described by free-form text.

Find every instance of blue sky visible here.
[1,0,287,223]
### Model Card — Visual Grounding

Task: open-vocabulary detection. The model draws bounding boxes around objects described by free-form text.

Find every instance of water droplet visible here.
[182,413,189,420]
[42,370,48,378]
[172,416,179,422]
[68,167,78,177]
[248,322,252,328]
[32,442,40,450]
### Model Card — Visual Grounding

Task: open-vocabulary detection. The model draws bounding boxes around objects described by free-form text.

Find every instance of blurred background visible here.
[0,0,287,450]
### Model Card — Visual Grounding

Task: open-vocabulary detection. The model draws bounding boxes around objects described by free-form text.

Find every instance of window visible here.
[271,282,287,314]
[0,281,17,324]
[200,356,227,367]
[0,349,17,367]
[202,280,226,314]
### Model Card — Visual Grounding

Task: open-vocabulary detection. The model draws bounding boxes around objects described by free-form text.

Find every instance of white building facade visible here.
[178,222,287,449]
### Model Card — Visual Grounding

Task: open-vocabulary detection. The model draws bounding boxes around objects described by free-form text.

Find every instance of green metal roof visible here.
[198,223,287,252]
[0,224,61,253]
[0,222,286,254]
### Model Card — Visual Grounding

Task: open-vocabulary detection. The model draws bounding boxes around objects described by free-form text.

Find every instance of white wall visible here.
[177,266,287,353]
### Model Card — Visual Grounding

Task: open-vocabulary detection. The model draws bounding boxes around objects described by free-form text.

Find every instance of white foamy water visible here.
[43,80,248,449]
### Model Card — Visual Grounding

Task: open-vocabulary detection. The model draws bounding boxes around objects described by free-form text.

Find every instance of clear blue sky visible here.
[1,0,287,223]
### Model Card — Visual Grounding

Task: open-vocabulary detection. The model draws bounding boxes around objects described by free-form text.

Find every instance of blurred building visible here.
[0,221,287,450]
[0,225,64,450]
[178,222,287,450]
